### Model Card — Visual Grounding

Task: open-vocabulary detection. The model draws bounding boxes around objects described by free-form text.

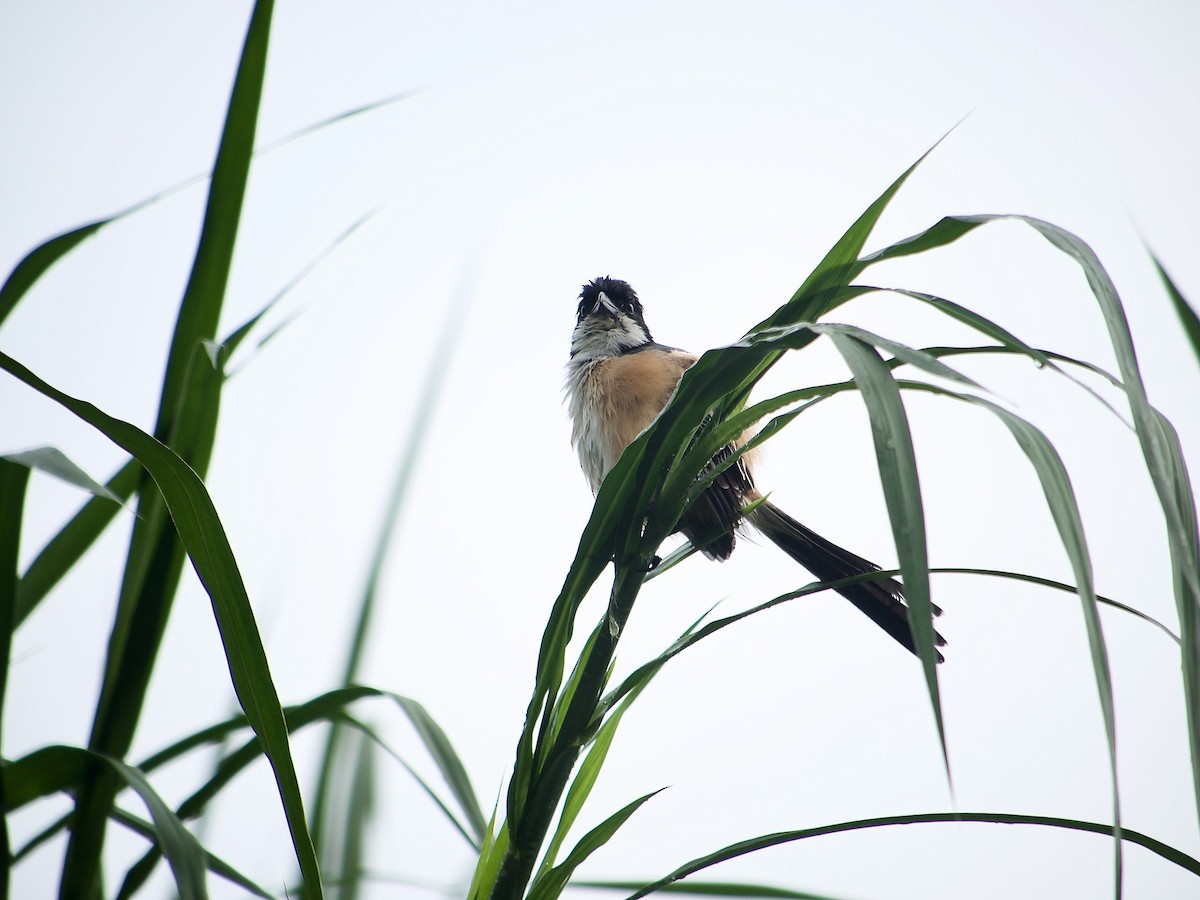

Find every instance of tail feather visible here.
[749,501,945,662]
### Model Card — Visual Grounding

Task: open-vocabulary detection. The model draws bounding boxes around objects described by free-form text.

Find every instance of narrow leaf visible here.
[0,348,319,898]
[624,812,1200,898]
[2,447,122,503]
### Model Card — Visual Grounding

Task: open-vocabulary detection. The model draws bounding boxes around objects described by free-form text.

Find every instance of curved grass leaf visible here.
[823,333,945,768]
[1,448,122,503]
[930,567,1177,642]
[0,346,319,899]
[860,213,1200,832]
[529,790,664,900]
[4,747,209,900]
[623,812,1200,898]
[119,687,478,898]
[105,756,210,900]
[0,223,107,329]
[393,696,486,840]
[338,713,478,850]
[576,881,849,899]
[110,807,273,899]
[15,459,140,627]
[915,384,1121,890]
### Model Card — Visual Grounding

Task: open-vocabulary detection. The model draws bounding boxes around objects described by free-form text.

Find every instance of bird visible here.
[565,275,944,661]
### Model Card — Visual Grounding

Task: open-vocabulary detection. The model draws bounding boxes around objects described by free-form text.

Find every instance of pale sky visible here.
[2,2,1199,898]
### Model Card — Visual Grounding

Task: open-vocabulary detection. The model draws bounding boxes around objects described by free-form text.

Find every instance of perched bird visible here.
[565,275,944,661]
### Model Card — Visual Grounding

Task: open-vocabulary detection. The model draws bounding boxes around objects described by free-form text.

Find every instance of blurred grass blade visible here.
[122,687,386,900]
[104,756,210,900]
[5,747,208,900]
[623,812,1200,898]
[0,222,107,329]
[1152,254,1200,367]
[393,696,486,840]
[1,448,122,503]
[138,685,383,773]
[576,881,849,899]
[0,348,321,899]
[824,333,946,765]
[110,808,273,899]
[222,207,382,378]
[312,265,474,859]
[340,713,477,848]
[256,89,420,154]
[0,90,414,333]
[316,726,374,900]
[0,460,30,900]
[529,790,663,900]
[16,459,139,627]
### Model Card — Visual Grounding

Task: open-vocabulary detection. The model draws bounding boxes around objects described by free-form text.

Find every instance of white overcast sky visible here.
[2,2,1199,898]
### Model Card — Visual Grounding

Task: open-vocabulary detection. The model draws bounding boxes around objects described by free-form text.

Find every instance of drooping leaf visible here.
[622,812,1200,898]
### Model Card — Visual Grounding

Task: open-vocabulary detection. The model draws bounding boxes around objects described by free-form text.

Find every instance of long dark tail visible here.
[749,501,945,662]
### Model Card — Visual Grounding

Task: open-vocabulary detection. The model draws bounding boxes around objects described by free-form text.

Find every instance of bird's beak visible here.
[589,292,622,320]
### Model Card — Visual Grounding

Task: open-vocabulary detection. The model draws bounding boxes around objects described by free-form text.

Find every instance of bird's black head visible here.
[576,277,651,334]
[569,276,654,360]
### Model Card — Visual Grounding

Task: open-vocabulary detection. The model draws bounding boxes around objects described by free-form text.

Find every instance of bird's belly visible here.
[568,353,690,494]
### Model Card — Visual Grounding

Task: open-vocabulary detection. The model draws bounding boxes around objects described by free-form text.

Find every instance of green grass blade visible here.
[256,90,420,154]
[1016,220,1198,847]
[393,696,486,840]
[469,817,509,900]
[529,790,663,900]
[0,348,320,898]
[758,127,958,332]
[928,567,1178,642]
[60,2,278,896]
[0,223,107,329]
[861,212,1200,839]
[110,808,273,899]
[1,448,122,503]
[120,689,386,900]
[0,460,29,900]
[537,681,649,880]
[5,747,209,900]
[947,389,1120,892]
[339,713,477,849]
[824,333,946,763]
[103,757,210,900]
[576,881,850,899]
[1152,255,1200,366]
[623,812,1200,898]
[222,207,382,374]
[312,269,473,857]
[15,459,139,627]
[137,686,383,773]
[0,87,412,336]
